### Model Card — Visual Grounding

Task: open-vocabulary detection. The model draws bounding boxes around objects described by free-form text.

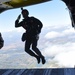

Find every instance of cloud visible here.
[54,50,75,67]
[1,24,75,68]
[41,25,75,67]
[42,39,75,67]
[45,31,61,39]
[44,27,75,39]
[63,28,75,35]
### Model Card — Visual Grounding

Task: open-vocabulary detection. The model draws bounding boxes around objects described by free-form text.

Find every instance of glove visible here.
[17,14,21,21]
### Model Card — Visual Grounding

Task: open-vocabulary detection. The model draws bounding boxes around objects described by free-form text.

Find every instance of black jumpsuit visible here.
[15,17,43,58]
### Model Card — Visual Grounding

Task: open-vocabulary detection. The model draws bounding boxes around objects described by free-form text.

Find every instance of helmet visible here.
[21,8,29,15]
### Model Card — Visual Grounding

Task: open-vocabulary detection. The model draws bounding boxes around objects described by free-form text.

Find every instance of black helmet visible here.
[21,8,29,15]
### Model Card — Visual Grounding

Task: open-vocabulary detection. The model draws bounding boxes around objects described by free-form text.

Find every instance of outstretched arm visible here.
[15,14,22,27]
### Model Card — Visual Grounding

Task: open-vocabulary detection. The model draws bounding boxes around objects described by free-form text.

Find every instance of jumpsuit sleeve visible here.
[15,19,23,27]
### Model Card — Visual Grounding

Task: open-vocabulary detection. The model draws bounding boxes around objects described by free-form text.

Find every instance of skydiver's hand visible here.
[17,14,21,20]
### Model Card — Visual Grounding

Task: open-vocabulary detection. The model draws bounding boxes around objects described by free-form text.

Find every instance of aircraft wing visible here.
[62,0,75,28]
[0,0,51,13]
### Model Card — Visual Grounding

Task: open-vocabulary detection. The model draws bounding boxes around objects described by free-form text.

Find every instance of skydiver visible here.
[15,8,46,64]
[0,33,4,49]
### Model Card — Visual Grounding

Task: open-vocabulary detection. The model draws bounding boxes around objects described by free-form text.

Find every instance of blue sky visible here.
[0,0,71,32]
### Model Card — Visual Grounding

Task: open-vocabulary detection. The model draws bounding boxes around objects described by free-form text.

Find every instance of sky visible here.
[1,0,75,68]
[0,0,71,32]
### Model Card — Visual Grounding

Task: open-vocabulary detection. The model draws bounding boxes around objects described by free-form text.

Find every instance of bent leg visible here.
[32,38,46,64]
[32,38,42,57]
[25,39,40,64]
[25,40,37,57]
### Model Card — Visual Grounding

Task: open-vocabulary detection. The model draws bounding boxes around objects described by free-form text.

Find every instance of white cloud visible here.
[63,28,75,35]
[45,31,62,39]
[44,26,75,40]
[42,42,75,67]
[1,24,75,68]
[54,51,75,67]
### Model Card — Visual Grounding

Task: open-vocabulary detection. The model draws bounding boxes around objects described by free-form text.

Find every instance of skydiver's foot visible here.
[41,56,46,64]
[36,56,40,64]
